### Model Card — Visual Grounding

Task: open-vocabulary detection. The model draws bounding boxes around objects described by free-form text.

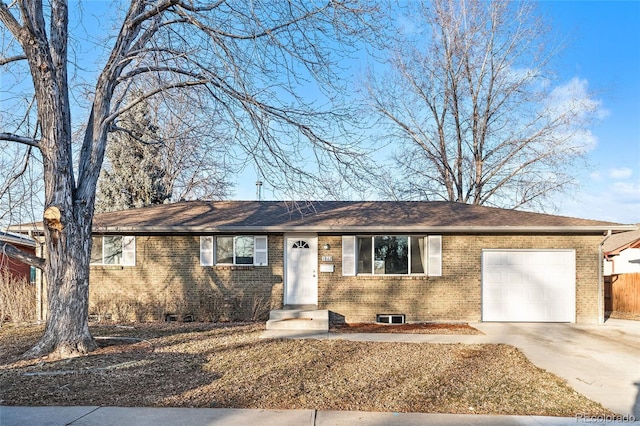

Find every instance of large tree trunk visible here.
[24,206,97,358]
[23,131,99,358]
[18,1,98,357]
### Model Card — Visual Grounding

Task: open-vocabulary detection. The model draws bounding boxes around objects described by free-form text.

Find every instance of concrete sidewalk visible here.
[3,406,637,426]
[263,319,640,417]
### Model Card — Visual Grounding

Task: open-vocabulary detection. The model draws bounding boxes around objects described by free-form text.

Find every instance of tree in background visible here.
[95,93,168,213]
[368,0,602,210]
[0,0,377,357]
[0,143,42,226]
[96,91,234,213]
[151,93,233,203]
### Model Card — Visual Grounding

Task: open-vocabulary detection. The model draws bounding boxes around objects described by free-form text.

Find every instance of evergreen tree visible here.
[96,95,170,213]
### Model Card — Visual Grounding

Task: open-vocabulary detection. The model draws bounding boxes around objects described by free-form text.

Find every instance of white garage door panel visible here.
[482,250,576,322]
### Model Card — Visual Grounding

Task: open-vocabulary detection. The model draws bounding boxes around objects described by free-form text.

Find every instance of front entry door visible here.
[285,235,318,305]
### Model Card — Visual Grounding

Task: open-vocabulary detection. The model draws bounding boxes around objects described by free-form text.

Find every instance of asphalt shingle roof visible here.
[602,229,640,254]
[89,200,632,234]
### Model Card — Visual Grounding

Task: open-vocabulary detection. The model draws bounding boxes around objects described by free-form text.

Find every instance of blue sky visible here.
[6,1,638,224]
[235,1,640,224]
[533,0,640,224]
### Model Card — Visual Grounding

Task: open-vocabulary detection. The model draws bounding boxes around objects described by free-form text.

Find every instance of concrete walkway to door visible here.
[262,319,640,417]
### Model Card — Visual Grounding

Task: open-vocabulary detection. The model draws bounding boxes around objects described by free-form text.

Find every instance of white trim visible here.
[0,231,36,248]
[88,225,636,234]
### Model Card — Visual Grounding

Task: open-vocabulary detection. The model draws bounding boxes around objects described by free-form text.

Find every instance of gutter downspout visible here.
[28,229,45,324]
[598,230,613,325]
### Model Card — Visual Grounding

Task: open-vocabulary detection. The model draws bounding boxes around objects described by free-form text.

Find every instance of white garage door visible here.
[482,250,576,322]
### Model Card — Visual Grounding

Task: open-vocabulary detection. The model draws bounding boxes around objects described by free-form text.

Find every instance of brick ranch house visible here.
[13,201,636,326]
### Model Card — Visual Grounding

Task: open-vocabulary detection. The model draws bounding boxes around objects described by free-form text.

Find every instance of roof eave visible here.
[90,224,637,234]
[0,235,36,248]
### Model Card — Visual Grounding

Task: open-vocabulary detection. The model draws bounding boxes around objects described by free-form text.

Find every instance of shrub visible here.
[89,294,112,322]
[87,290,272,324]
[0,271,36,326]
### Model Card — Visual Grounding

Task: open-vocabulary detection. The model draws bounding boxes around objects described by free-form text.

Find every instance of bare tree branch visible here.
[0,133,40,147]
[0,54,26,65]
[0,2,22,36]
[0,242,44,269]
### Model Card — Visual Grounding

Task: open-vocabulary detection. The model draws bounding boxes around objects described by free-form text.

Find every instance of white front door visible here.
[285,235,318,305]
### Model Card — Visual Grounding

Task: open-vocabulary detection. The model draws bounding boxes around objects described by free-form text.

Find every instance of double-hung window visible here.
[91,236,136,266]
[200,236,268,266]
[342,235,441,276]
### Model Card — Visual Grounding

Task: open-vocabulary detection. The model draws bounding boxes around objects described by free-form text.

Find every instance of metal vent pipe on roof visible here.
[256,181,263,201]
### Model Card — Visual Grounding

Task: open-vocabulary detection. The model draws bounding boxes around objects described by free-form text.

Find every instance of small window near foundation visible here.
[376,314,406,324]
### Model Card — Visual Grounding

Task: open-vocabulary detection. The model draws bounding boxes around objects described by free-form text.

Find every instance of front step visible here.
[266,308,329,331]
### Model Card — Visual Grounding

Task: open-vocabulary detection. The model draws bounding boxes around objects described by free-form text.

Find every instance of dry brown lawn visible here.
[0,322,612,417]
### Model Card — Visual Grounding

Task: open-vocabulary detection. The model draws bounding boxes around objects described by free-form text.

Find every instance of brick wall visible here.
[317,233,602,324]
[89,235,284,322]
[89,232,602,324]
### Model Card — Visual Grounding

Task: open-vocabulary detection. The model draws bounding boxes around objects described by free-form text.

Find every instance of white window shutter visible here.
[200,236,214,266]
[427,235,442,277]
[121,236,136,266]
[342,236,356,276]
[254,236,268,266]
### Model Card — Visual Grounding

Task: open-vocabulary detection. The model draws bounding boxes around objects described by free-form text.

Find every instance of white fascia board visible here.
[90,224,638,234]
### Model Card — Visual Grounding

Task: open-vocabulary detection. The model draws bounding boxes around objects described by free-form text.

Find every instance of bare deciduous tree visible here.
[0,0,377,357]
[150,92,234,202]
[0,144,43,227]
[368,0,601,210]
[97,90,234,213]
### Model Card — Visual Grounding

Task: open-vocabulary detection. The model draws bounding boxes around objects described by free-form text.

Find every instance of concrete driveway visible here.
[264,318,640,417]
[472,319,640,418]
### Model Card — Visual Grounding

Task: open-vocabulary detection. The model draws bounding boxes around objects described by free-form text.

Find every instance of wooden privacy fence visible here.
[604,272,640,314]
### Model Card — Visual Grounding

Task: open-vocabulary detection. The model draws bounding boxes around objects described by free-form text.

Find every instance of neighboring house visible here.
[603,229,640,276]
[602,229,640,314]
[10,201,635,325]
[0,230,36,282]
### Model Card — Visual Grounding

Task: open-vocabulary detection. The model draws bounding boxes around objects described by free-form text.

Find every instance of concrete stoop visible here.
[266,307,329,331]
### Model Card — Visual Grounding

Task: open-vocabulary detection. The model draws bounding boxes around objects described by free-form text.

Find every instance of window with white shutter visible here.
[201,235,268,266]
[90,235,136,266]
[339,235,442,276]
